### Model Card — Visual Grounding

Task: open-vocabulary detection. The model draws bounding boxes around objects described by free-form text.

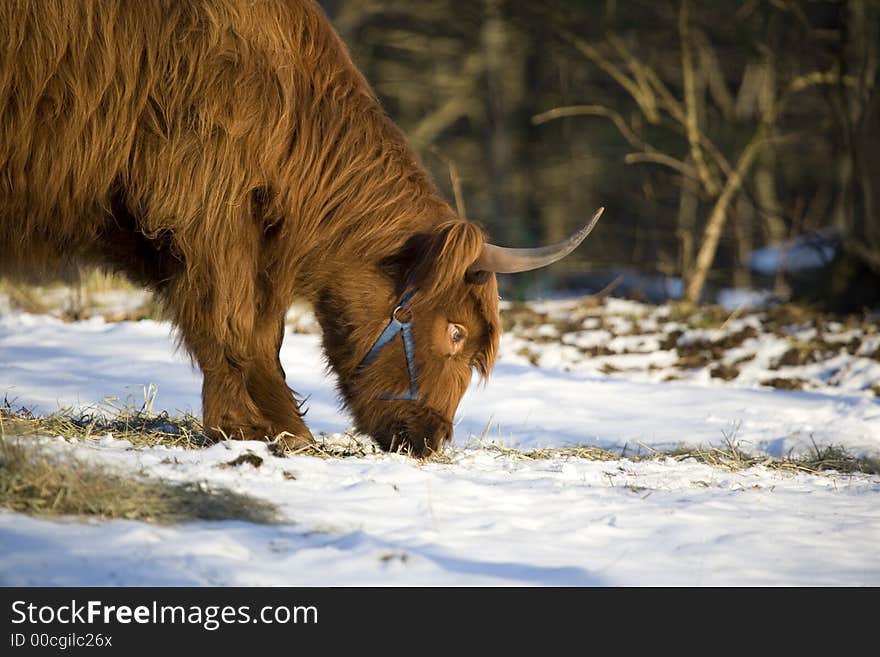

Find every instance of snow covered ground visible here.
[1,297,879,586]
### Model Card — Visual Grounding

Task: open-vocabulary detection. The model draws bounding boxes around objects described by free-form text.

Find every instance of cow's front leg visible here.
[179,307,312,446]
[242,314,315,451]
[201,368,271,441]
[198,358,314,447]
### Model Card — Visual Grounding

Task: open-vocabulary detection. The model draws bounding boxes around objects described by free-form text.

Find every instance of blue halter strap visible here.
[356,288,420,401]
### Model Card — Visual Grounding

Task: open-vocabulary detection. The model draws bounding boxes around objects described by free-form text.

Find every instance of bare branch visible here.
[532,104,649,152]
[695,29,736,121]
[697,132,734,178]
[563,32,661,124]
[447,159,466,219]
[426,146,468,219]
[679,0,719,195]
[641,63,687,125]
[684,129,796,302]
[532,104,705,181]
[409,54,483,148]
[606,34,663,121]
[624,152,698,179]
[560,29,735,182]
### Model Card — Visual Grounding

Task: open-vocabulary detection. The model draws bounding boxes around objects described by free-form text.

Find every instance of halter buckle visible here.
[392,305,413,323]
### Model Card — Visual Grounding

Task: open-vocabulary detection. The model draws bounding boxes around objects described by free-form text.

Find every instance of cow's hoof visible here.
[204,421,313,445]
[269,430,315,455]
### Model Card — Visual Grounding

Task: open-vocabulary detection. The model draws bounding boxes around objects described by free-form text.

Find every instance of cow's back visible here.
[0,0,360,280]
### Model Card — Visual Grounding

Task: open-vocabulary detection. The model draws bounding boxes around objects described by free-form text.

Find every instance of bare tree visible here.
[536,0,853,303]
[831,0,880,271]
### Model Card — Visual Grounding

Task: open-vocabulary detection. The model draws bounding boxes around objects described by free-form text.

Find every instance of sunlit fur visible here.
[0,0,499,455]
[316,220,499,455]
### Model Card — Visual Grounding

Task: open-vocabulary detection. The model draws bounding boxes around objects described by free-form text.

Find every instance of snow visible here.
[750,230,838,275]
[717,288,776,310]
[1,303,879,586]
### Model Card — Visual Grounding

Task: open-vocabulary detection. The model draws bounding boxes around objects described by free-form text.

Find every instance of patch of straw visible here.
[3,399,876,476]
[0,435,278,523]
[1,395,207,449]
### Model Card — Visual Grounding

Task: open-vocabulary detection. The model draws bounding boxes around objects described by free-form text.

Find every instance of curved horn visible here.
[470,207,604,274]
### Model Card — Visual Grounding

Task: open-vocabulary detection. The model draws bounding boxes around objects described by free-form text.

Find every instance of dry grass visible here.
[0,435,278,523]
[271,432,462,461]
[0,398,389,460]
[269,433,382,459]
[644,436,880,475]
[1,393,207,449]
[0,277,54,314]
[457,435,880,475]
[462,441,622,463]
[3,399,877,477]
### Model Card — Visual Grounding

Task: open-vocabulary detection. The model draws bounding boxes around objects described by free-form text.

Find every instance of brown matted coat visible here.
[0,0,594,456]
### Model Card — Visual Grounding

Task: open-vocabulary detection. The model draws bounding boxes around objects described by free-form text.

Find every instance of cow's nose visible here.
[381,405,453,457]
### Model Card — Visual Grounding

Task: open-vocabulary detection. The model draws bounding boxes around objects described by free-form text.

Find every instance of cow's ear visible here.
[380,221,486,296]
[464,269,491,285]
[409,221,485,298]
[378,233,431,287]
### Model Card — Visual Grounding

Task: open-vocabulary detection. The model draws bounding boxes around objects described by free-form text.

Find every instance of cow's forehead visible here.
[444,279,500,324]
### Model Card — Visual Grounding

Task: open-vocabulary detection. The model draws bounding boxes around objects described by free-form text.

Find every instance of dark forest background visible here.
[320,0,880,310]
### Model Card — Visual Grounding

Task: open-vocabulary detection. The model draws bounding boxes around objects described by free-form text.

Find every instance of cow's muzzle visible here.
[371,403,452,458]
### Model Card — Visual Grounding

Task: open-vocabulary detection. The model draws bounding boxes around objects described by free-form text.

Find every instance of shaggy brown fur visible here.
[0,0,499,456]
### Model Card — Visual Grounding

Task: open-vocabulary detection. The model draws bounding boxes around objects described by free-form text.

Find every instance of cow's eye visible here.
[448,323,466,354]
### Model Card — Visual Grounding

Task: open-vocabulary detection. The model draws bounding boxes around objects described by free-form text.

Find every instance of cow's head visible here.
[316,208,603,457]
